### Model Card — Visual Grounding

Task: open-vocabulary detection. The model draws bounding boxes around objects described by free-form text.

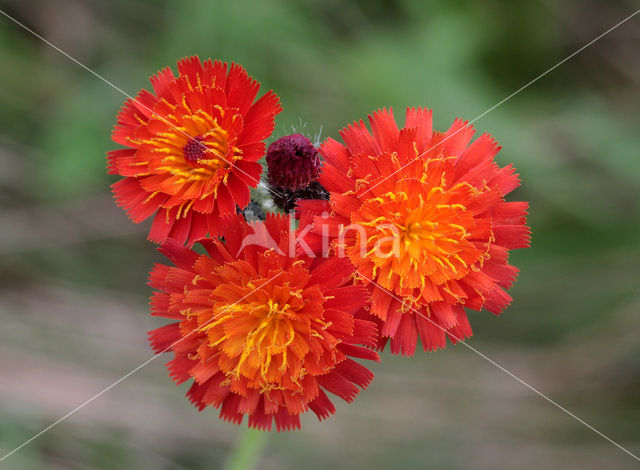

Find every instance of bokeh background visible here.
[1,0,639,469]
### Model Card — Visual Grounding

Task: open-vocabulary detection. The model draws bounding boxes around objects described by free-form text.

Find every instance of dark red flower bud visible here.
[266,134,320,190]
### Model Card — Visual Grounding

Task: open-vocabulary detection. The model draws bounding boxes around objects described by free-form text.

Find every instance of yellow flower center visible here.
[133,99,244,205]
[349,178,483,293]
[147,113,233,183]
[197,278,330,391]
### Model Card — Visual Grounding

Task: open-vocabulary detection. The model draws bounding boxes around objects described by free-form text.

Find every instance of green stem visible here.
[222,428,268,470]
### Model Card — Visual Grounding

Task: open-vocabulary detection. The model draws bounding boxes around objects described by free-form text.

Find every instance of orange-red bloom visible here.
[148,214,379,430]
[299,108,530,356]
[108,56,281,245]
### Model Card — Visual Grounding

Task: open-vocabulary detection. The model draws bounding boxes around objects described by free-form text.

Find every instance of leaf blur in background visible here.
[0,0,639,469]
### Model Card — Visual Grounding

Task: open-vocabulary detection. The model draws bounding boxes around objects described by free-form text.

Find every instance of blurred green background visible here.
[1,0,639,469]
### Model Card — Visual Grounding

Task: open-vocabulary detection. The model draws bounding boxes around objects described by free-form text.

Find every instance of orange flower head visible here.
[148,214,379,430]
[298,108,530,355]
[108,56,281,245]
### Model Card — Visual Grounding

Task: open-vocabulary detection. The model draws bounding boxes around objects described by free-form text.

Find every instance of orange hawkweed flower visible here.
[148,214,379,430]
[298,108,530,356]
[108,56,281,245]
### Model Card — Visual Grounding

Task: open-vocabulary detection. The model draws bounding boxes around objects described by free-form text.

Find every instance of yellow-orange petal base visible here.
[148,214,379,430]
[298,107,530,356]
[108,56,281,245]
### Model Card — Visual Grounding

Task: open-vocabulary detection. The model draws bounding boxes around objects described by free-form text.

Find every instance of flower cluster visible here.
[109,56,530,430]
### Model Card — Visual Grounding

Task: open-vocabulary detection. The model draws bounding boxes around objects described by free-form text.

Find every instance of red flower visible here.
[298,108,530,356]
[108,56,281,245]
[148,214,379,430]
